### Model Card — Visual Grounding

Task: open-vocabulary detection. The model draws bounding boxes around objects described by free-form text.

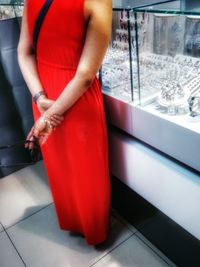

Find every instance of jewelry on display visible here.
[33,91,47,104]
[188,96,200,117]
[156,81,191,115]
[102,10,200,116]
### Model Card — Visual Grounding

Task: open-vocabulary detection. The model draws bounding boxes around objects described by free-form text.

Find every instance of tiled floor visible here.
[0,161,177,267]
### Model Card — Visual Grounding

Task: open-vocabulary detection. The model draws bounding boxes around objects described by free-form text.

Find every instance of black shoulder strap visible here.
[33,0,54,52]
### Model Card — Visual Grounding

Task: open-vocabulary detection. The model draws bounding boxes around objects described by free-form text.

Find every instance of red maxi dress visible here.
[26,0,110,245]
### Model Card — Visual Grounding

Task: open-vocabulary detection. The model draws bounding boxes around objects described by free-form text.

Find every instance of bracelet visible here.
[33,91,47,104]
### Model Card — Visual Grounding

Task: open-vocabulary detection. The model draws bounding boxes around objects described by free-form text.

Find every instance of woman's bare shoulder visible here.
[84,0,112,20]
[85,0,112,5]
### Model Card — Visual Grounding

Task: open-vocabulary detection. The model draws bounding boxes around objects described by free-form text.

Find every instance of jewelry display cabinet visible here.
[0,0,34,178]
[102,0,176,132]
[104,0,200,172]
[105,1,200,265]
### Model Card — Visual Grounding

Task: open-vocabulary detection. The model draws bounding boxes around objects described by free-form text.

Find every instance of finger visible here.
[29,137,35,150]
[52,113,63,118]
[51,120,63,128]
[26,127,34,141]
[48,121,56,128]
[49,117,63,125]
[25,141,29,149]
[33,127,40,139]
[50,116,64,124]
[48,121,59,128]
[26,135,36,150]
[52,113,64,119]
[46,99,54,105]
[38,133,49,146]
[25,127,35,148]
[50,118,63,125]
[52,114,64,121]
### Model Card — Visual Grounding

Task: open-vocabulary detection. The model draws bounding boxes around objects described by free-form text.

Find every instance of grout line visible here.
[5,202,53,230]
[111,215,137,234]
[135,232,173,267]
[109,210,176,266]
[110,208,137,234]
[89,233,134,267]
[1,223,27,267]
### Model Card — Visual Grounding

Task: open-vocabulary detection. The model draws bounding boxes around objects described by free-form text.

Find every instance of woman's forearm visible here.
[44,70,94,117]
[18,51,44,97]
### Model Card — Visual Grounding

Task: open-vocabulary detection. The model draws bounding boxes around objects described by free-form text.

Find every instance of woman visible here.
[17,0,112,245]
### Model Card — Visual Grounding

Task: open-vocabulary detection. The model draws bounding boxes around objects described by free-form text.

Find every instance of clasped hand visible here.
[26,95,64,149]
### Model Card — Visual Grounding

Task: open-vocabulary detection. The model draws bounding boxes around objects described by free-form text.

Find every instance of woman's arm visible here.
[17,2,44,100]
[18,2,64,147]
[18,2,57,115]
[28,0,112,145]
[44,0,112,118]
[18,2,64,127]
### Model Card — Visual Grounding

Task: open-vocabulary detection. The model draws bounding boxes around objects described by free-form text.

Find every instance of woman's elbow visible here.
[84,76,94,88]
[17,42,33,61]
[76,68,96,88]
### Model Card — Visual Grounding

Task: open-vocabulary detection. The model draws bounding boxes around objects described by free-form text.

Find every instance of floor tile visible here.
[0,231,24,267]
[0,161,52,229]
[92,235,170,267]
[135,232,177,267]
[7,204,133,267]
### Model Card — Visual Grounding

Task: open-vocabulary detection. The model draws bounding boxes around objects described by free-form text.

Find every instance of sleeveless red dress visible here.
[26,0,110,245]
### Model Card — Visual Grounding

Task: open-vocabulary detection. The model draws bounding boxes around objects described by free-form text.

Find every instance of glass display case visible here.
[103,3,200,261]
[135,0,200,120]
[101,4,137,103]
[101,0,176,103]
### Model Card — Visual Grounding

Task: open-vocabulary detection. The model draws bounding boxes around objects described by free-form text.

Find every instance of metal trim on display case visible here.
[112,0,177,11]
